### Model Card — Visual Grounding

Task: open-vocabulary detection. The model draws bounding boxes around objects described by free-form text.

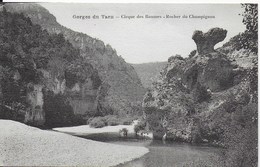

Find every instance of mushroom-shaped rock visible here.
[192,28,227,55]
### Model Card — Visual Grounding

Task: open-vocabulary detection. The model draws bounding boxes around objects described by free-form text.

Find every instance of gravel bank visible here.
[53,124,136,136]
[0,120,148,166]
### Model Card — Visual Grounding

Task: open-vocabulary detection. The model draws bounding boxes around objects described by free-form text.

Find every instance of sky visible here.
[40,3,246,64]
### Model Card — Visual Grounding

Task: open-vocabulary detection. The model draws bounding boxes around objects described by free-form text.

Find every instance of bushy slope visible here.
[5,3,145,116]
[142,27,257,145]
[0,9,102,127]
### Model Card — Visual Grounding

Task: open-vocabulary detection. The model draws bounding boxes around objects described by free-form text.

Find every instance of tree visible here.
[0,10,84,126]
[134,120,146,135]
[242,4,258,34]
[223,103,258,167]
[119,128,128,137]
[238,4,258,53]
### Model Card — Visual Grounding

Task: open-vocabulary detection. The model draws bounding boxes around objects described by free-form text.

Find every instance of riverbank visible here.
[53,120,138,136]
[0,120,149,166]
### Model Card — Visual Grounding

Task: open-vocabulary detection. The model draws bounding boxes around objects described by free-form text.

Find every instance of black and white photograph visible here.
[0,1,258,166]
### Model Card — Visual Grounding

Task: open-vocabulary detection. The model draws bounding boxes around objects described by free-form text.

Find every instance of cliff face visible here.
[25,84,45,125]
[142,28,257,142]
[0,9,102,127]
[24,68,101,126]
[5,3,145,118]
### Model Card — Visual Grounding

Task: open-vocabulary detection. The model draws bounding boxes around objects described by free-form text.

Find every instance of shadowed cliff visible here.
[4,3,146,120]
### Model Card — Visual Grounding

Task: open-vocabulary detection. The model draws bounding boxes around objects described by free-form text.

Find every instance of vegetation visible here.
[106,116,119,126]
[119,128,128,137]
[143,90,155,103]
[192,83,211,103]
[144,106,170,139]
[87,114,141,128]
[89,117,106,128]
[89,115,134,128]
[120,117,134,125]
[222,103,257,167]
[134,119,146,135]
[0,9,96,127]
[219,4,258,167]
[240,4,258,53]
[228,4,258,54]
[141,4,257,167]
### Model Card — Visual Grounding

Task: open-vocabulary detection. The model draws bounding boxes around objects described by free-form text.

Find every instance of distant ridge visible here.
[132,61,167,88]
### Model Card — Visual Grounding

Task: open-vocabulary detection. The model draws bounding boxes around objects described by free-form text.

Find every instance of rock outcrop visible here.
[142,28,257,143]
[192,28,227,55]
[25,84,45,125]
[4,3,145,121]
[0,9,103,127]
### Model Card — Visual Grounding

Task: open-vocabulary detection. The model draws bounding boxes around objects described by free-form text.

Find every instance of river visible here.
[76,133,223,167]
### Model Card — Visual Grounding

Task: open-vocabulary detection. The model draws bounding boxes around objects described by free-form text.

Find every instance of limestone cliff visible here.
[0,9,102,127]
[5,3,145,118]
[142,28,257,142]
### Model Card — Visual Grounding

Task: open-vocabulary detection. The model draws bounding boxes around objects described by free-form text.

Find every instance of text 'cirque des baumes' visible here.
[72,14,215,20]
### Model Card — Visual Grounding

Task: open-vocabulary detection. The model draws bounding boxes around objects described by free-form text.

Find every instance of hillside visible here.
[4,3,145,118]
[141,27,257,165]
[0,9,102,127]
[132,62,167,88]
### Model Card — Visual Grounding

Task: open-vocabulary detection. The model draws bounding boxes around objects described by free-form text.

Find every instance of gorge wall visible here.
[142,27,257,142]
[1,3,145,127]
[0,9,103,127]
[5,3,145,119]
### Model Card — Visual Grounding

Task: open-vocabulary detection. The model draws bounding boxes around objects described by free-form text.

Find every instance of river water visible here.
[77,133,223,167]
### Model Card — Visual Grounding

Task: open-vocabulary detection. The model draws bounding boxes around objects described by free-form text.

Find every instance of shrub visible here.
[144,106,170,139]
[143,91,155,103]
[239,4,258,54]
[120,117,133,125]
[223,103,257,167]
[119,128,128,137]
[89,115,121,127]
[106,116,119,126]
[72,114,86,126]
[88,115,139,127]
[168,54,184,62]
[192,83,211,103]
[134,120,146,134]
[87,117,94,125]
[0,105,25,123]
[89,117,106,128]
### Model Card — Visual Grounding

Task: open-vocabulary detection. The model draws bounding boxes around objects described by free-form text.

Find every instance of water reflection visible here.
[115,140,221,167]
[77,133,222,167]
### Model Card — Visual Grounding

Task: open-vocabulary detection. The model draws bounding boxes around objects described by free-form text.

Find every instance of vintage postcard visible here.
[0,1,258,166]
